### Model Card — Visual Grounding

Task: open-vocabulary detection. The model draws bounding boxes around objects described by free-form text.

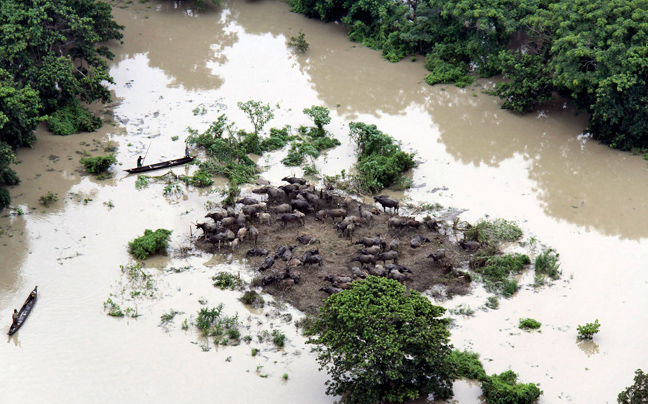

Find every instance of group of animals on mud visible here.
[194,176,478,298]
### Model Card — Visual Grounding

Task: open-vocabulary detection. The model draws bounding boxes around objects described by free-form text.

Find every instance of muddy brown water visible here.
[1,0,647,402]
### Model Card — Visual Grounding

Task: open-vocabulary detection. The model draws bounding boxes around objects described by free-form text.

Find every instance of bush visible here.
[239,290,264,308]
[0,168,20,185]
[465,219,523,244]
[180,169,213,187]
[128,228,173,260]
[448,350,487,381]
[272,330,286,348]
[519,318,542,330]
[477,253,530,295]
[577,319,600,340]
[212,272,244,290]
[47,99,102,136]
[287,29,309,53]
[348,122,416,193]
[481,370,542,404]
[39,191,58,207]
[535,249,561,280]
[618,369,648,404]
[80,155,117,174]
[195,304,240,338]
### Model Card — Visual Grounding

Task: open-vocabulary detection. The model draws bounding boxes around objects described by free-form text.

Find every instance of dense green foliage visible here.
[449,350,487,381]
[128,228,173,260]
[618,369,648,404]
[577,319,600,340]
[290,0,648,150]
[47,99,103,136]
[80,155,117,174]
[465,218,523,244]
[212,272,244,290]
[348,122,416,193]
[519,318,542,330]
[534,249,561,280]
[287,29,309,53]
[474,253,530,297]
[0,0,123,208]
[481,370,543,404]
[308,276,454,403]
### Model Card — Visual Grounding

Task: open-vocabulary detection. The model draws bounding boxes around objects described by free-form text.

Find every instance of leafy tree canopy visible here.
[618,369,648,404]
[307,276,455,404]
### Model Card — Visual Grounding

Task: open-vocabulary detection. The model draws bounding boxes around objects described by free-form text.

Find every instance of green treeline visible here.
[289,0,648,151]
[0,0,124,209]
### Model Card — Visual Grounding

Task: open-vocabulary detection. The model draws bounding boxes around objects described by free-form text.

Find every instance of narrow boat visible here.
[8,286,38,335]
[124,156,195,174]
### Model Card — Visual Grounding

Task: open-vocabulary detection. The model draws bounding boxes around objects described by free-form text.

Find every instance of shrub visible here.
[47,99,102,136]
[449,350,487,381]
[535,249,561,280]
[348,122,416,193]
[128,228,173,260]
[259,126,293,151]
[477,253,530,296]
[577,319,600,340]
[485,296,500,310]
[465,218,523,244]
[104,298,124,317]
[0,167,20,185]
[195,304,240,338]
[287,29,309,53]
[212,272,244,290]
[519,318,542,330]
[481,370,542,404]
[617,369,648,404]
[39,191,58,207]
[239,290,264,308]
[180,169,213,187]
[272,330,286,348]
[80,155,117,174]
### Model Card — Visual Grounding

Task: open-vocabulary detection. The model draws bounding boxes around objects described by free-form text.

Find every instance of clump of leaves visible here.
[39,191,58,207]
[424,54,475,88]
[448,350,487,381]
[47,98,102,136]
[80,155,117,174]
[240,290,264,308]
[481,370,542,404]
[577,319,600,340]
[617,369,648,404]
[464,218,523,244]
[128,228,173,260]
[272,329,286,348]
[475,253,530,296]
[519,318,542,330]
[287,29,309,53]
[135,175,150,189]
[251,348,260,356]
[535,249,561,280]
[485,296,500,310]
[104,298,124,317]
[195,304,240,341]
[348,121,416,193]
[259,126,294,151]
[180,169,213,187]
[212,272,244,290]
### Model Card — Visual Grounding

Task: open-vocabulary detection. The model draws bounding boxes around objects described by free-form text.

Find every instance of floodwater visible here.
[1,0,647,402]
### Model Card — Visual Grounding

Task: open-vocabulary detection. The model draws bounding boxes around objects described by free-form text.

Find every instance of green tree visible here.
[308,276,454,403]
[303,105,331,134]
[481,370,542,404]
[237,100,275,137]
[618,369,648,404]
[0,69,42,148]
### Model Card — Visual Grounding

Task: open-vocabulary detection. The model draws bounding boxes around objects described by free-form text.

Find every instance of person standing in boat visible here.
[137,155,144,168]
[185,145,190,157]
[12,309,18,325]
[30,287,37,299]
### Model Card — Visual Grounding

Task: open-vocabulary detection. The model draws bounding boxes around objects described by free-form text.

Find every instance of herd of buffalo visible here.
[193,176,477,302]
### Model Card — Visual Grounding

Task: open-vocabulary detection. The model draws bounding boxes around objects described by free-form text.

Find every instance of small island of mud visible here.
[193,179,480,315]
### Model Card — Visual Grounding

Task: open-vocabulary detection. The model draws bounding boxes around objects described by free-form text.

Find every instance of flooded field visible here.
[1,1,647,403]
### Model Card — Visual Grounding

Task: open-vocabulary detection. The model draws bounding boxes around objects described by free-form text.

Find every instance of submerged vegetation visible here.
[519,318,542,330]
[128,228,173,260]
[212,272,244,290]
[80,155,117,174]
[577,319,601,340]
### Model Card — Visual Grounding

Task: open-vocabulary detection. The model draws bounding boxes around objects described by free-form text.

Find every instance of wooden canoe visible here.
[124,156,195,174]
[8,286,37,335]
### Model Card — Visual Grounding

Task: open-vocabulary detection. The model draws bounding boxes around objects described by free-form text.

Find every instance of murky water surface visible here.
[1,1,647,402]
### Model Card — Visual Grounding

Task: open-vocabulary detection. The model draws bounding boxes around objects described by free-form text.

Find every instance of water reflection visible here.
[576,339,600,357]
